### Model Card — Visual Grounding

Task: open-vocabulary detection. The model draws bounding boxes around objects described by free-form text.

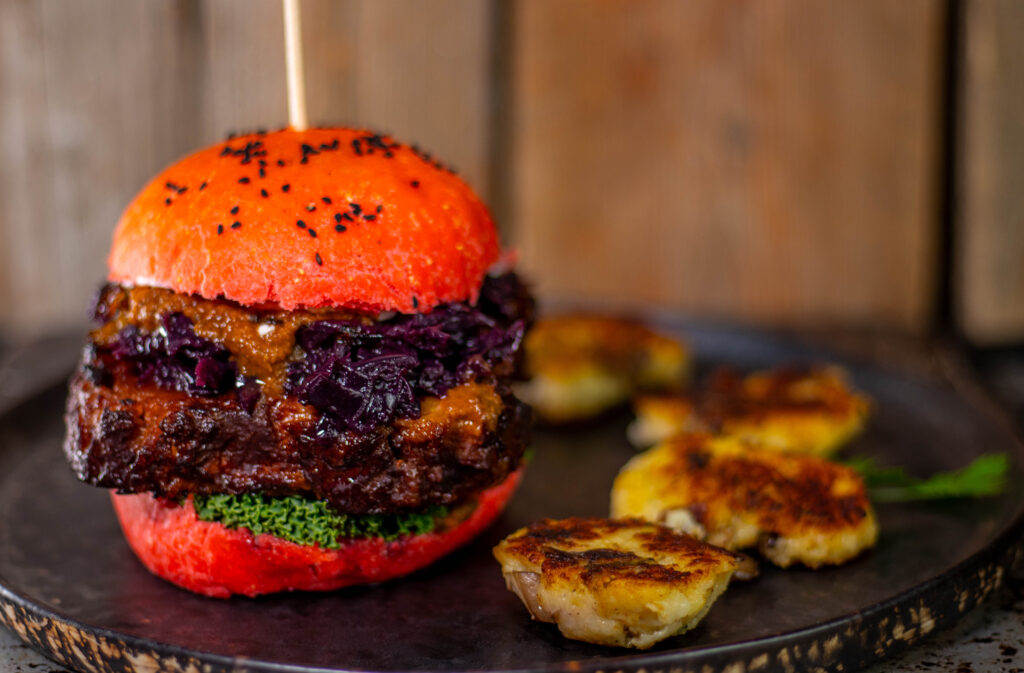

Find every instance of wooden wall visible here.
[956,0,1024,344]
[0,0,494,335]
[0,0,1016,342]
[511,0,943,331]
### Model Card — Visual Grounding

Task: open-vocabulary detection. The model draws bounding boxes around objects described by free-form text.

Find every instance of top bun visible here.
[108,128,500,313]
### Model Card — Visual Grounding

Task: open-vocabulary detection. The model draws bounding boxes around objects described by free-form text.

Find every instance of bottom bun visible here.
[112,468,523,598]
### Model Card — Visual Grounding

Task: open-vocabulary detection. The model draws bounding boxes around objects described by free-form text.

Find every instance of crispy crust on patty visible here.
[65,366,529,515]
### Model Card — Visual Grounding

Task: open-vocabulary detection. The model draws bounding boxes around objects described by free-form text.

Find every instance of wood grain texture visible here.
[0,0,204,333]
[956,0,1024,344]
[0,0,493,335]
[350,0,494,199]
[511,0,944,331]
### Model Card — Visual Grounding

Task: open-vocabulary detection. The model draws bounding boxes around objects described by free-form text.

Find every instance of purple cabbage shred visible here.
[98,273,533,431]
[287,273,533,434]
[109,313,237,396]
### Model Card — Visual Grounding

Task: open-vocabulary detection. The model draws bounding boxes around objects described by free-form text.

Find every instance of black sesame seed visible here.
[177,186,188,194]
[260,189,269,198]
[231,205,240,215]
[296,219,306,229]
[351,139,363,156]
[259,167,266,178]
[335,224,347,233]
[342,213,353,222]
[220,146,232,156]
[259,159,267,166]
[165,181,177,190]
[308,228,317,238]
[363,214,376,222]
[217,224,224,235]
[277,159,285,167]
[315,252,323,266]
[306,204,316,212]
[165,198,172,206]
[238,177,250,184]
[322,196,332,205]
[334,213,342,223]
[231,221,242,229]
[282,184,291,192]
[376,204,383,213]
[200,181,208,190]
[412,296,419,309]
[350,202,362,215]
[411,180,420,188]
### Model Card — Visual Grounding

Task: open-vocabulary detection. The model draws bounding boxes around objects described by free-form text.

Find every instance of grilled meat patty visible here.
[65,273,533,515]
[66,371,528,514]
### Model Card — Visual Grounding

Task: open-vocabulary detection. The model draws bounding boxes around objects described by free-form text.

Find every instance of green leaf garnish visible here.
[843,454,1010,503]
[193,493,448,548]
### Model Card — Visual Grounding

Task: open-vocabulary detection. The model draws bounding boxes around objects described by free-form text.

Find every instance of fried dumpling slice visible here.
[518,315,689,423]
[611,433,878,568]
[493,517,739,649]
[628,366,870,455]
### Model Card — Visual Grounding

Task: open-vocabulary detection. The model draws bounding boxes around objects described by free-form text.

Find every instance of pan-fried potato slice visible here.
[627,393,699,449]
[493,517,739,649]
[628,366,870,456]
[612,433,877,568]
[518,315,690,423]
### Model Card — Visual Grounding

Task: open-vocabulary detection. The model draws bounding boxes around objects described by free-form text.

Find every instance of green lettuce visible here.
[193,493,448,548]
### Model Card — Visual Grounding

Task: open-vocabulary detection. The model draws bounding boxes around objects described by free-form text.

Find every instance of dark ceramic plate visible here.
[1,322,1023,673]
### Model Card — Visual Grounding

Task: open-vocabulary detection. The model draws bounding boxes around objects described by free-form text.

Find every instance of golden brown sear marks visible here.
[628,366,870,455]
[611,433,878,569]
[493,517,738,649]
[519,315,690,423]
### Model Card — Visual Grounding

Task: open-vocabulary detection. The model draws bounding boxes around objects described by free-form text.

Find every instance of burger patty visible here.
[68,272,533,513]
[65,368,529,515]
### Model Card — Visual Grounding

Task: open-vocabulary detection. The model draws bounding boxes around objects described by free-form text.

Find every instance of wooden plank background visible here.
[511,0,943,331]
[956,0,1024,345]
[0,0,493,336]
[0,0,1015,342]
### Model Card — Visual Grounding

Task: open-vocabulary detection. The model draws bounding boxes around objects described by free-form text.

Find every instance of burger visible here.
[63,128,534,598]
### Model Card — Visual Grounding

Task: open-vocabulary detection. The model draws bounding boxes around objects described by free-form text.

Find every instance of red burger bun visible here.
[112,468,523,598]
[108,128,500,314]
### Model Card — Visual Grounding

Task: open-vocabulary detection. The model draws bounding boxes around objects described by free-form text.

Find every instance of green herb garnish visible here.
[193,493,448,548]
[843,454,1010,503]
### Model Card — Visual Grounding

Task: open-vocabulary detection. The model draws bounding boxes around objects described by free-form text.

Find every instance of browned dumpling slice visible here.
[518,315,689,423]
[612,433,878,568]
[628,366,870,456]
[493,517,739,649]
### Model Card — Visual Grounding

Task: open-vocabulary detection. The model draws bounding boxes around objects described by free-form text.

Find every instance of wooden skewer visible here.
[282,0,308,131]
